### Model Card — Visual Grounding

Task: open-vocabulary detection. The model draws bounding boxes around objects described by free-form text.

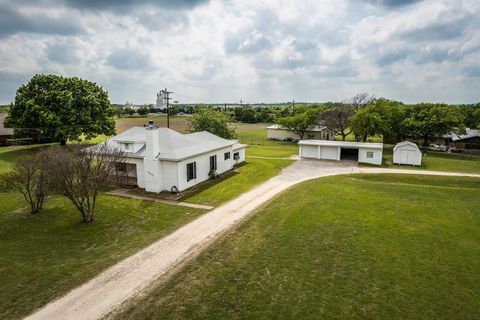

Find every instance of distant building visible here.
[156,91,166,108]
[0,113,14,146]
[450,128,480,150]
[267,124,334,141]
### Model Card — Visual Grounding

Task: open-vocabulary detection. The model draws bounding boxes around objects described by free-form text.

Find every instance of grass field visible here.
[115,174,480,320]
[181,158,292,206]
[0,144,293,319]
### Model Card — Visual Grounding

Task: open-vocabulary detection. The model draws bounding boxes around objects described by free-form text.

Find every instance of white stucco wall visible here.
[358,148,383,165]
[144,159,162,192]
[176,146,237,192]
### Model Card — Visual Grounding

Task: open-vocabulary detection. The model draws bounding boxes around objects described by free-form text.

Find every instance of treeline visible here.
[272,95,480,145]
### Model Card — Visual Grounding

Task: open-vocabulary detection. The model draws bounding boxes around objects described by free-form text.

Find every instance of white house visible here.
[98,121,246,193]
[393,141,422,166]
[298,140,383,165]
[267,124,334,141]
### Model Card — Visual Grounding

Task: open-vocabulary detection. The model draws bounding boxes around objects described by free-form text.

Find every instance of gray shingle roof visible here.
[102,127,244,161]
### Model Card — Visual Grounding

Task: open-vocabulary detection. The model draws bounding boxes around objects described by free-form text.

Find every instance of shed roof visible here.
[393,141,420,152]
[298,140,383,149]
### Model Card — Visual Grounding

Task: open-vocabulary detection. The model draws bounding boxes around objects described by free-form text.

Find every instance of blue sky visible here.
[0,0,479,104]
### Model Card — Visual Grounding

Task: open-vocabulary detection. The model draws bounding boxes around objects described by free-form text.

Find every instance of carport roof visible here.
[298,140,383,149]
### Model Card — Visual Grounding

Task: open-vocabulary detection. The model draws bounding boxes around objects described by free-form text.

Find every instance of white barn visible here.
[98,121,246,193]
[393,141,422,166]
[298,140,383,165]
[267,124,334,141]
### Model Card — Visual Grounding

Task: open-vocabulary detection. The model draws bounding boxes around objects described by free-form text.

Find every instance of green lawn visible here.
[246,145,298,158]
[0,193,204,320]
[0,145,50,173]
[116,174,480,320]
[380,145,480,174]
[180,158,292,206]
[0,144,292,319]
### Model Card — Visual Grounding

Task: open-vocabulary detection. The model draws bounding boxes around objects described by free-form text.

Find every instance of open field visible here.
[115,174,480,320]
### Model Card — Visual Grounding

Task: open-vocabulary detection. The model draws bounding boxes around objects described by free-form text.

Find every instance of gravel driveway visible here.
[25,160,480,320]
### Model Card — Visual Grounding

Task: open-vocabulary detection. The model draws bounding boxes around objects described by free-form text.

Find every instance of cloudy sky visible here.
[0,0,479,104]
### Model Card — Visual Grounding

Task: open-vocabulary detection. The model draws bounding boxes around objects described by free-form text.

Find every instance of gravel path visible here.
[25,160,480,320]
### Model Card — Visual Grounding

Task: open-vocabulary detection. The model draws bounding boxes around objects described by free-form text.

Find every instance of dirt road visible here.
[25,160,480,320]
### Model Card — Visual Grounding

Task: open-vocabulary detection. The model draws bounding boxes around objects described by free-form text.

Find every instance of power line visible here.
[161,88,174,128]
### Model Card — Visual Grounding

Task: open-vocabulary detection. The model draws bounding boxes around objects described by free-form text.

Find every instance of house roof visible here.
[393,141,420,152]
[451,128,480,142]
[267,124,328,132]
[0,113,14,136]
[101,127,245,161]
[298,139,383,149]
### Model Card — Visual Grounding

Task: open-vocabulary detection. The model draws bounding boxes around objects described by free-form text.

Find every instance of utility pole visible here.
[240,99,243,108]
[224,103,227,112]
[162,88,174,128]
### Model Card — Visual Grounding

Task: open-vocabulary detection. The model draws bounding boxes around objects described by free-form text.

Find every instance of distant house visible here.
[393,141,422,166]
[450,129,480,150]
[267,124,334,141]
[0,113,13,146]
[95,121,247,193]
[298,140,383,165]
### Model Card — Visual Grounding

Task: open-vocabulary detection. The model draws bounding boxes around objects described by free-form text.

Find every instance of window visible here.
[187,162,196,181]
[115,162,127,172]
[233,152,240,160]
[224,152,231,160]
[124,143,130,151]
[209,155,217,171]
[366,151,374,159]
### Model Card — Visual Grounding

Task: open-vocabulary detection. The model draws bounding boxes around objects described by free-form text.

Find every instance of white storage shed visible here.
[298,140,383,165]
[393,141,422,166]
[267,124,333,141]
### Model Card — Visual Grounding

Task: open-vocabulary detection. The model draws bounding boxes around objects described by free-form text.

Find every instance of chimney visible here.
[145,120,159,159]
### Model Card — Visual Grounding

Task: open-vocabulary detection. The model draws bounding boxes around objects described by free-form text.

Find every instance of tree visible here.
[403,104,464,146]
[350,92,374,110]
[275,110,318,139]
[6,74,116,146]
[188,107,237,139]
[460,103,480,129]
[319,103,355,141]
[0,154,48,214]
[137,106,149,116]
[41,144,123,223]
[350,98,406,143]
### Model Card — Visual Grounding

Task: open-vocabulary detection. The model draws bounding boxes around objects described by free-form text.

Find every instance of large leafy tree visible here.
[350,98,405,143]
[319,103,355,141]
[6,74,116,145]
[403,104,463,146]
[275,110,319,139]
[188,106,237,139]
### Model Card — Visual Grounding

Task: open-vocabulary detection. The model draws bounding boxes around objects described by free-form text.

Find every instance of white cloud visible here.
[0,0,479,104]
